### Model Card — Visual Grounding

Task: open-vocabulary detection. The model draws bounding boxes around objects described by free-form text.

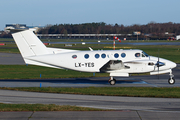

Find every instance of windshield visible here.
[142,51,149,57]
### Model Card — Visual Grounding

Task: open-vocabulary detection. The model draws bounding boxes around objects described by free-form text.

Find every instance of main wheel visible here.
[168,77,175,85]
[110,79,116,85]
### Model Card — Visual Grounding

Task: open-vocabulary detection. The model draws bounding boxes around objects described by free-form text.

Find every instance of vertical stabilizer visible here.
[12,30,49,57]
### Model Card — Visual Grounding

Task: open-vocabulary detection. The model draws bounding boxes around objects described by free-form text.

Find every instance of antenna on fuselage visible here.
[89,47,93,51]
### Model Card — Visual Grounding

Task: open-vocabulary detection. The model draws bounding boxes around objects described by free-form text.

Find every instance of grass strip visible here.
[0,65,109,79]
[1,87,180,98]
[0,104,104,112]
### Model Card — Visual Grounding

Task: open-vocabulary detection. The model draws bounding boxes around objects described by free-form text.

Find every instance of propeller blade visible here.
[158,49,159,79]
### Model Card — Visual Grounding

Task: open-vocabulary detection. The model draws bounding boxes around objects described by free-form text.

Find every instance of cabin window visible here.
[101,53,106,58]
[114,53,119,58]
[121,53,126,58]
[84,54,89,59]
[95,54,100,59]
[135,53,140,57]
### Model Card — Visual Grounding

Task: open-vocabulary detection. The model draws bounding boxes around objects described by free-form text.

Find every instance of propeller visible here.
[157,49,159,79]
[158,50,159,75]
[154,49,165,79]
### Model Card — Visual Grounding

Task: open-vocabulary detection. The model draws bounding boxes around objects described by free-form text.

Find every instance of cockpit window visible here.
[142,53,146,57]
[142,51,149,57]
[135,53,140,57]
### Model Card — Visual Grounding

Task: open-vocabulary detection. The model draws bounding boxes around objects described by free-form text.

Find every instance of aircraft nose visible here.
[166,60,177,69]
[170,61,177,69]
[158,58,176,69]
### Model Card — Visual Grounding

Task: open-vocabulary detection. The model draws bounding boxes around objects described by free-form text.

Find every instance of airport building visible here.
[4,24,27,32]
[4,24,40,33]
[36,33,132,40]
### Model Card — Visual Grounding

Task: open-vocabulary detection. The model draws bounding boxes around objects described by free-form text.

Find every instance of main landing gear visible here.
[108,76,116,85]
[168,69,175,85]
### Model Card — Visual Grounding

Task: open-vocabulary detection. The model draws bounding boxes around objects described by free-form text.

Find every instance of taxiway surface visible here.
[0,89,180,120]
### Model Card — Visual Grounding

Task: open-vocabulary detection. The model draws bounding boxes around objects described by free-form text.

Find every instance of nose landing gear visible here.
[168,78,175,84]
[168,69,175,85]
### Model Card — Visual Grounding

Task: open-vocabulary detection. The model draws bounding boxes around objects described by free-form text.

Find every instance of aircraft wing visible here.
[100,60,130,72]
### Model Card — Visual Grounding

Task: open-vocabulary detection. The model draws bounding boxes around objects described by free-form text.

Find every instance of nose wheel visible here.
[169,69,175,85]
[168,77,175,84]
[108,76,116,85]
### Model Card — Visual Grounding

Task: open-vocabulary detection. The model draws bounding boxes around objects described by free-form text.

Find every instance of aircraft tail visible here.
[12,30,49,57]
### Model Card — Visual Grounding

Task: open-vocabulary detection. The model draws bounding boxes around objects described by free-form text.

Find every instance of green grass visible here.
[0,65,109,79]
[0,104,104,111]
[1,87,180,98]
[0,48,19,53]
[0,65,149,79]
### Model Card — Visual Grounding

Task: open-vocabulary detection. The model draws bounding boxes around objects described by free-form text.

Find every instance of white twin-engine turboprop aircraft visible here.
[11,29,177,85]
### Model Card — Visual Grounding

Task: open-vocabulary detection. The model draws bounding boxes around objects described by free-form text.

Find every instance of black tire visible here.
[110,79,116,85]
[168,77,175,85]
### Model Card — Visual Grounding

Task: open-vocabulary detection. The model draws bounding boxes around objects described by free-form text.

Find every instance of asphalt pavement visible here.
[0,90,180,120]
[1,111,180,120]
[0,53,25,65]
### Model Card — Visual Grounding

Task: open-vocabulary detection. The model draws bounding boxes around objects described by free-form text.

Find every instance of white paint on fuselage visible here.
[25,49,162,73]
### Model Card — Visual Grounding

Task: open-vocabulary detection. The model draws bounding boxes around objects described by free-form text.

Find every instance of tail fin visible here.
[12,30,49,57]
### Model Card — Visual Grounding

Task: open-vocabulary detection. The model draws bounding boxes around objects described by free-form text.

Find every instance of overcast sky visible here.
[0,0,180,30]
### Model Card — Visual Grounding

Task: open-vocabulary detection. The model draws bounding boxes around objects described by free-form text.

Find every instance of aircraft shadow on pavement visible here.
[0,77,146,85]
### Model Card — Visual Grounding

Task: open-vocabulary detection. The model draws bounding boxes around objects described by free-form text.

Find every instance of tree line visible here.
[38,22,180,36]
[1,22,180,39]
